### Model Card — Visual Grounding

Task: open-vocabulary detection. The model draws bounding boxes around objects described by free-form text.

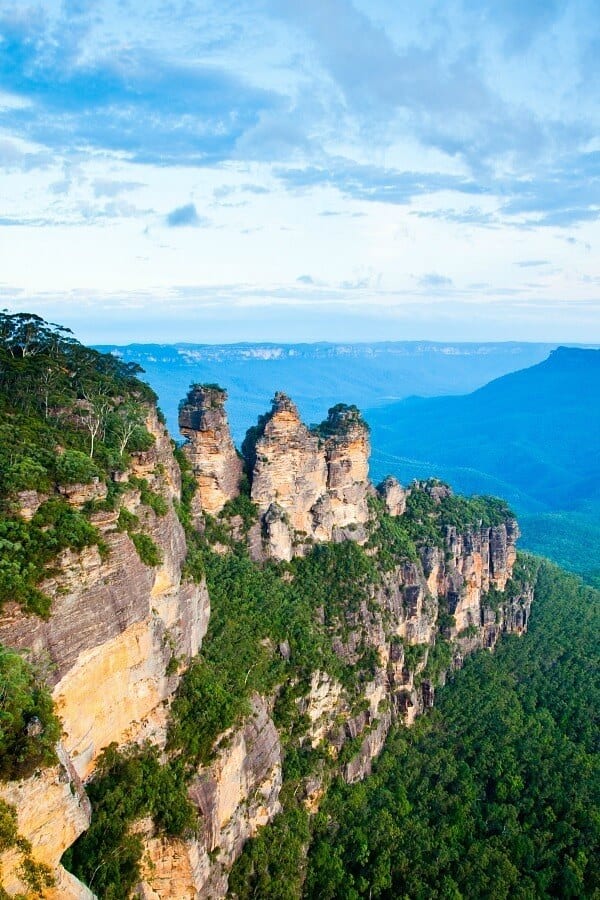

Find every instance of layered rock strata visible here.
[242,395,371,559]
[179,385,243,517]
[0,405,210,896]
[137,696,282,900]
[0,387,530,900]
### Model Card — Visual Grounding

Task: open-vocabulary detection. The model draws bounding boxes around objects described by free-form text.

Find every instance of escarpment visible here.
[0,333,532,900]
[0,402,210,897]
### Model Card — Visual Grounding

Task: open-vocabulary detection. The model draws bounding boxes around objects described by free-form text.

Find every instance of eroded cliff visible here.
[179,385,243,519]
[0,397,210,897]
[0,345,531,900]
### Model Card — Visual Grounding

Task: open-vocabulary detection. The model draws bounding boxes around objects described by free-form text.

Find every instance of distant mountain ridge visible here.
[94,340,559,443]
[368,346,600,510]
[366,347,600,576]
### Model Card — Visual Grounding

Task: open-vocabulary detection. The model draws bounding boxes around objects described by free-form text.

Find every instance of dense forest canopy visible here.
[230,560,600,899]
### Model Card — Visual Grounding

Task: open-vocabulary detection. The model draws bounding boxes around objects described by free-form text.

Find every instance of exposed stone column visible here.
[322,405,370,533]
[377,475,407,516]
[179,384,243,517]
[247,393,327,534]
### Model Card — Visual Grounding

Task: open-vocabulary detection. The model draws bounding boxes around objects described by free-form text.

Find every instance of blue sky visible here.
[0,0,598,343]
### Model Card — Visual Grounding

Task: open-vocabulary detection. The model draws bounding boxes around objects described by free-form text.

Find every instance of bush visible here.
[0,644,61,780]
[5,456,51,493]
[131,478,169,516]
[168,660,244,765]
[126,425,155,453]
[55,450,100,486]
[130,533,162,567]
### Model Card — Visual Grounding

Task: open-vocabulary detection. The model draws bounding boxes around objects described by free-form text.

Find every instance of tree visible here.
[111,401,145,456]
[76,391,112,458]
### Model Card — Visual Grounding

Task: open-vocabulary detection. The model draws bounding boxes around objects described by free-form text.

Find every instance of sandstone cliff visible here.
[240,395,371,559]
[137,696,281,900]
[0,405,210,897]
[179,385,243,518]
[0,378,531,900]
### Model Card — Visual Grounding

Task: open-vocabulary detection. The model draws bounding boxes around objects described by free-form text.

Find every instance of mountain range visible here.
[366,347,600,576]
[95,340,557,442]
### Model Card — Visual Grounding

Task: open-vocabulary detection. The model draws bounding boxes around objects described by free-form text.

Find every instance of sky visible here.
[0,0,598,344]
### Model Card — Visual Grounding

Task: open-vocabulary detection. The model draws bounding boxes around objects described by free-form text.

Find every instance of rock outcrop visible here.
[0,745,92,899]
[378,475,407,516]
[179,385,243,517]
[241,395,371,559]
[137,696,282,900]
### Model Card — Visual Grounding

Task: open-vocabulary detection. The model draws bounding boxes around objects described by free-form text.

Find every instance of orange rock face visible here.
[179,385,243,517]
[0,404,211,895]
[247,395,371,559]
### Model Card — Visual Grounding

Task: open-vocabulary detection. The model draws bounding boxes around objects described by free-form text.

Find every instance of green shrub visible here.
[0,800,18,852]
[126,425,155,453]
[33,499,101,553]
[117,507,140,532]
[131,478,168,516]
[168,659,244,765]
[0,645,61,780]
[439,494,514,529]
[6,456,51,493]
[55,450,100,485]
[130,533,162,567]
[0,501,102,616]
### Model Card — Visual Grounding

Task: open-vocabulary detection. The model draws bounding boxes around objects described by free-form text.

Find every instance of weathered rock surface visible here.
[378,475,407,516]
[137,696,282,900]
[0,745,92,899]
[0,406,210,893]
[249,393,327,536]
[179,385,243,517]
[244,395,371,559]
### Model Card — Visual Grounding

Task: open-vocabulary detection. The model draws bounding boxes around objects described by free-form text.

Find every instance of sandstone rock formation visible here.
[248,392,327,534]
[179,385,243,517]
[378,475,407,516]
[0,385,530,900]
[137,696,282,900]
[0,404,210,896]
[242,395,371,559]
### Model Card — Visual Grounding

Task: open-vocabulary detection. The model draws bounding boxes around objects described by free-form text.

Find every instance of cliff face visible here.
[0,406,210,897]
[242,395,371,560]
[179,386,243,518]
[137,696,282,900]
[0,383,530,900]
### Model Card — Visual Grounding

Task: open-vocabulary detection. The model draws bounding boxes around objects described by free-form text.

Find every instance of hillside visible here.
[366,347,600,575]
[95,341,557,443]
[1,317,597,899]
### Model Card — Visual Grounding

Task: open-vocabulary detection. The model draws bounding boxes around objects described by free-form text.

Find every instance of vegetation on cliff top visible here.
[0,312,158,615]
